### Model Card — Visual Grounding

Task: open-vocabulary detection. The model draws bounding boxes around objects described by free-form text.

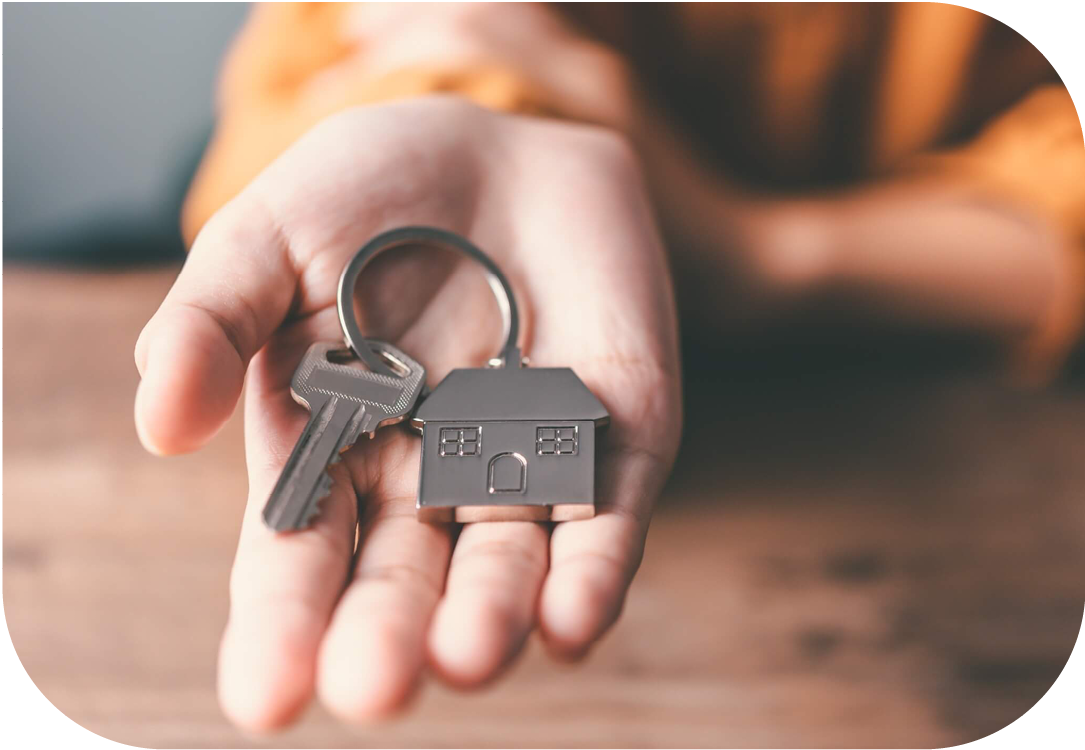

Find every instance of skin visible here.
[325,2,1081,372]
[135,98,682,730]
[136,1,1081,734]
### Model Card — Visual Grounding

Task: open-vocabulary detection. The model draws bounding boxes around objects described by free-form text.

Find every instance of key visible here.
[261,339,426,532]
[334,226,608,524]
[410,350,610,523]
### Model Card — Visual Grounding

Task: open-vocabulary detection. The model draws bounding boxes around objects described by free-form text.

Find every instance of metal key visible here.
[338,226,609,524]
[261,339,426,532]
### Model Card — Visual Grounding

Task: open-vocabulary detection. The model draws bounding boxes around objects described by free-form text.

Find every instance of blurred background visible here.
[4,2,246,263]
[4,3,1085,749]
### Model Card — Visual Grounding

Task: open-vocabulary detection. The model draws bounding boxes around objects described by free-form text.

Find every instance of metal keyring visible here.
[338,226,521,377]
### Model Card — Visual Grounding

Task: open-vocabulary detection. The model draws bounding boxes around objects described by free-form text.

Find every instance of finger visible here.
[539,446,663,661]
[217,341,357,733]
[427,521,550,687]
[134,196,297,456]
[317,435,453,724]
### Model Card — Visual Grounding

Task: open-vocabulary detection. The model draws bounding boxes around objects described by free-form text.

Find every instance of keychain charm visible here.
[338,226,609,522]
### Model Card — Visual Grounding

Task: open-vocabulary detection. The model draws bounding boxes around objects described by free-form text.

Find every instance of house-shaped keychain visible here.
[411,363,609,522]
[333,225,610,524]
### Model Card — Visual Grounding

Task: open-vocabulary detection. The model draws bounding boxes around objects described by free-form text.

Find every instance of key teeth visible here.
[298,471,336,528]
[277,470,336,531]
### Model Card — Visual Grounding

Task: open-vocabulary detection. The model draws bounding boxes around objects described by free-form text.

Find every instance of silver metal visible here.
[261,340,426,532]
[411,364,609,523]
[336,226,608,524]
[338,226,521,377]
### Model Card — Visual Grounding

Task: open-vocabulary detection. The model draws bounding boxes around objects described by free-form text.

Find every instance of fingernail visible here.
[134,379,166,456]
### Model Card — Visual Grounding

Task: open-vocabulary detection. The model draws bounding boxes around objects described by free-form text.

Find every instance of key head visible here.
[261,341,424,534]
[291,340,426,430]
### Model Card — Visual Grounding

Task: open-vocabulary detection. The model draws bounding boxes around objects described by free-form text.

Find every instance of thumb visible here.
[134,203,297,455]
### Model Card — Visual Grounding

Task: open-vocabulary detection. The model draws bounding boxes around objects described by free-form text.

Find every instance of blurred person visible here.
[134,2,1085,732]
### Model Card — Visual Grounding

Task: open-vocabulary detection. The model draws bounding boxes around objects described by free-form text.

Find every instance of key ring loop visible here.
[338,226,521,377]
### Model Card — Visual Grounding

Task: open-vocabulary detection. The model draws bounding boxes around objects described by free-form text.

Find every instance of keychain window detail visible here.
[537,426,577,456]
[440,427,482,457]
[263,226,608,530]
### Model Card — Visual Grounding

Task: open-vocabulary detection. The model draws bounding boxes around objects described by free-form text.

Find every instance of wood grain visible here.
[4,268,1083,748]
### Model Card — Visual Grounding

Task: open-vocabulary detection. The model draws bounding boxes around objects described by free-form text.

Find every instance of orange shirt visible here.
[185,2,1084,284]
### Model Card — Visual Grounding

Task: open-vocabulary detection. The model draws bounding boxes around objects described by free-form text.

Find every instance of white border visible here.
[1,1,1082,748]
[912,4,1085,747]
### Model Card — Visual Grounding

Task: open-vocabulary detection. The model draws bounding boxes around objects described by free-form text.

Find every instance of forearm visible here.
[184,1,738,261]
[668,82,1085,379]
[183,2,640,242]
[797,178,1082,378]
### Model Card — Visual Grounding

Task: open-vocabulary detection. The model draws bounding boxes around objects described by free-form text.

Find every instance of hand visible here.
[134,97,682,730]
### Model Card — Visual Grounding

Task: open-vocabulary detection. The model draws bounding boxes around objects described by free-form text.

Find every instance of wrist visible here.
[341,2,636,130]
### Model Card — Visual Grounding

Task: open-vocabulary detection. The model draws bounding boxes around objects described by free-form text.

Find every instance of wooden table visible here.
[5,268,1083,748]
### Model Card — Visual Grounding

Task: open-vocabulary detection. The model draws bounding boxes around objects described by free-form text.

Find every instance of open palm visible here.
[135,98,681,730]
